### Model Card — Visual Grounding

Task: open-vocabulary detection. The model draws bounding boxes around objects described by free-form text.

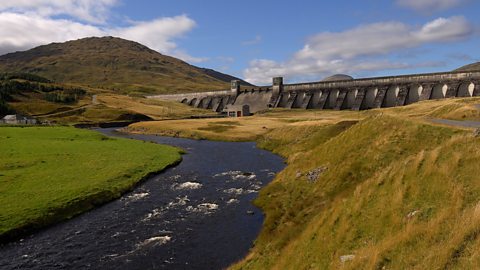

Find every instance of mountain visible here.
[199,68,253,86]
[454,62,480,72]
[0,37,252,95]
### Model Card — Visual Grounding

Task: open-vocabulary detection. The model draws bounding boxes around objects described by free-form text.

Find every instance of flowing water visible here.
[0,128,285,270]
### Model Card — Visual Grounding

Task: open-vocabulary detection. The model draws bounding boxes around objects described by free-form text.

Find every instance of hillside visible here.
[124,97,480,269]
[455,62,480,72]
[0,37,251,95]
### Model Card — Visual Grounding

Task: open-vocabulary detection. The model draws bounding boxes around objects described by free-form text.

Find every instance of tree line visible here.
[0,73,87,116]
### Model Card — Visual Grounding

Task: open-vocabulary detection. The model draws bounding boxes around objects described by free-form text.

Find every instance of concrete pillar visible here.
[445,82,460,98]
[301,92,314,109]
[419,84,434,101]
[382,85,399,108]
[334,89,348,110]
[352,88,366,111]
[308,90,323,109]
[395,85,409,106]
[344,88,358,109]
[457,82,475,97]
[231,80,240,96]
[372,86,388,108]
[211,97,222,112]
[326,89,339,109]
[317,90,329,110]
[473,81,480,97]
[285,92,299,109]
[272,77,284,97]
[406,84,422,104]
[292,91,306,108]
[267,77,284,108]
[431,83,448,99]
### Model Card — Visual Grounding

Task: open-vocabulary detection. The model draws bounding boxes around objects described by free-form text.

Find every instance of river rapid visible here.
[0,128,285,270]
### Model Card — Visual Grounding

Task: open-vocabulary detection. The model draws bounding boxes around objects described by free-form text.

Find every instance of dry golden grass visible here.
[125,97,480,142]
[9,92,91,116]
[126,109,364,141]
[382,97,480,121]
[121,97,480,270]
[96,94,210,120]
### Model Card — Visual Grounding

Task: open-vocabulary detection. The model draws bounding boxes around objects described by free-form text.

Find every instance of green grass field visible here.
[0,126,181,242]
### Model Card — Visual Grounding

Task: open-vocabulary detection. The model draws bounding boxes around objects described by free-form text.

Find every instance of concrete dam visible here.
[148,70,480,115]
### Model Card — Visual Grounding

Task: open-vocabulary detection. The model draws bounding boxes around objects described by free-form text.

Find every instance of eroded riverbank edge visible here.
[0,126,183,244]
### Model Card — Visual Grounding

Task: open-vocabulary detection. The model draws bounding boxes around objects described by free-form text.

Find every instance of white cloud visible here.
[244,16,473,84]
[0,0,118,24]
[0,12,103,55]
[0,6,205,63]
[112,15,206,62]
[396,0,465,12]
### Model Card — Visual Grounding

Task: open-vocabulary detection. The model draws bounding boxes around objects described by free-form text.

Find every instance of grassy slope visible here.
[0,37,232,95]
[125,109,363,141]
[96,94,212,120]
[233,116,480,270]
[126,97,480,269]
[0,126,181,242]
[230,103,480,269]
[455,62,480,72]
[7,90,210,124]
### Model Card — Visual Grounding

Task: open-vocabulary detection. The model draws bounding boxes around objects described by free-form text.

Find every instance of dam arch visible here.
[326,89,339,109]
[457,82,475,97]
[361,87,378,109]
[293,91,306,108]
[343,89,358,109]
[383,86,399,107]
[406,85,422,104]
[309,91,323,109]
[431,84,448,99]
[189,98,197,106]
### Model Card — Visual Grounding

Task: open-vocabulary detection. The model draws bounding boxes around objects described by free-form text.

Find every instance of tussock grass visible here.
[230,114,480,270]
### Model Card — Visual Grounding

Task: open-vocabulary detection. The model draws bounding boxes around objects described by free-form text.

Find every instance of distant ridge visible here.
[199,68,253,86]
[0,37,253,94]
[454,62,480,72]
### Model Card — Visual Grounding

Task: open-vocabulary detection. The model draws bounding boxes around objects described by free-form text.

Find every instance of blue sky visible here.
[0,0,478,85]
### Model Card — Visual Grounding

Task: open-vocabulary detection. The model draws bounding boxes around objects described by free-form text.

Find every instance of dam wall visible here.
[148,70,480,114]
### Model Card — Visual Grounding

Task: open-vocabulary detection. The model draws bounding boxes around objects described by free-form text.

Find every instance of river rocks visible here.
[186,203,219,214]
[172,181,203,190]
[138,236,172,248]
[226,198,239,204]
[224,188,245,195]
[306,166,328,182]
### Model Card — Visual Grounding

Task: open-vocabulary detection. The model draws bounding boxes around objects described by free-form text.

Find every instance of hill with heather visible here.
[0,37,251,95]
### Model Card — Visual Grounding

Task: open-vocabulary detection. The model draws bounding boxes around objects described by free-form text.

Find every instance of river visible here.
[0,128,285,269]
